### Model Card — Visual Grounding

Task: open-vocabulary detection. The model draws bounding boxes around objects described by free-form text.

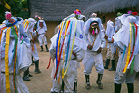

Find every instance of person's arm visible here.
[49,43,56,60]
[73,46,84,62]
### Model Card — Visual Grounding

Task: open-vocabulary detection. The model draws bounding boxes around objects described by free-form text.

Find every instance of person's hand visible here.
[87,45,93,50]
[97,47,102,53]
[44,33,46,36]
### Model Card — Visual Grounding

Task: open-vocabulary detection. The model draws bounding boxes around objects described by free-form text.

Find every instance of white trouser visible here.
[106,47,115,60]
[114,69,136,84]
[1,73,29,93]
[83,51,104,75]
[51,60,76,93]
[31,44,39,61]
[38,35,47,46]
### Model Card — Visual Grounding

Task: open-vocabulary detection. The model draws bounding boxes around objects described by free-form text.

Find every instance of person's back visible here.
[50,17,86,93]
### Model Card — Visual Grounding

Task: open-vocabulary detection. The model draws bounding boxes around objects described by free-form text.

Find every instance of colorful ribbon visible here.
[130,23,138,74]
[64,20,77,76]
[47,57,51,69]
[5,27,11,93]
[54,21,70,79]
[62,21,73,77]
[123,23,132,73]
[11,25,18,93]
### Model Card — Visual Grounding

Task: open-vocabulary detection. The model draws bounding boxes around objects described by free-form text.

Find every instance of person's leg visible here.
[34,60,41,74]
[109,52,116,71]
[125,70,136,93]
[63,61,76,93]
[115,83,122,93]
[94,53,104,89]
[38,36,43,52]
[73,61,78,93]
[84,59,94,90]
[114,71,125,93]
[109,60,116,71]
[33,45,41,74]
[104,48,111,69]
[43,35,49,52]
[45,44,49,52]
[126,83,134,93]
[23,67,30,81]
[50,78,61,93]
[104,59,110,69]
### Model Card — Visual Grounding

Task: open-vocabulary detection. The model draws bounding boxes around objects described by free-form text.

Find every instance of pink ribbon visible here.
[92,29,95,35]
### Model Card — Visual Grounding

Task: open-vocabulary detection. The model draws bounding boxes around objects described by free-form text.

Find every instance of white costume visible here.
[63,12,86,87]
[106,20,116,60]
[25,18,39,61]
[50,18,85,93]
[109,14,139,93]
[112,14,139,83]
[83,17,106,74]
[36,20,48,46]
[0,16,31,93]
[115,16,122,32]
[63,13,86,21]
[82,17,106,89]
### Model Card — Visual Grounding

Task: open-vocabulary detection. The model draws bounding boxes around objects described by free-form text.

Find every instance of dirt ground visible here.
[24,43,139,93]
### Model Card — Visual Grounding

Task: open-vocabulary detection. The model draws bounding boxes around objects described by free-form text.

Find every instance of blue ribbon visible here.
[65,21,73,68]
[6,21,18,27]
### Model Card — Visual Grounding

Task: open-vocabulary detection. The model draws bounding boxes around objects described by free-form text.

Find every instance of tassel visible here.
[92,29,95,35]
[95,28,98,34]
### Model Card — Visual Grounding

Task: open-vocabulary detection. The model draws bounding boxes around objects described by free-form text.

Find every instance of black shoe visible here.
[104,66,108,69]
[23,77,30,81]
[40,50,43,52]
[34,69,41,74]
[28,74,33,77]
[96,80,103,89]
[109,68,116,71]
[85,84,91,90]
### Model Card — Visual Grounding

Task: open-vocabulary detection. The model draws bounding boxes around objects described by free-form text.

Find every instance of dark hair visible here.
[90,21,99,26]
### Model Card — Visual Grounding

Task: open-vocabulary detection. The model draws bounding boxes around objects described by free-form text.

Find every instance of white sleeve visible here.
[49,43,56,60]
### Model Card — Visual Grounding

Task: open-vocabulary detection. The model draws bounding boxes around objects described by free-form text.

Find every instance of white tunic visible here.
[0,17,30,93]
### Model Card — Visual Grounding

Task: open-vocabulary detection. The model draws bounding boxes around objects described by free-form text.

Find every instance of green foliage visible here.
[0,0,29,23]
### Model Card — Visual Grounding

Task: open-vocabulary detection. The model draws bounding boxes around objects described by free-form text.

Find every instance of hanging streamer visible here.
[5,27,11,93]
[130,23,138,74]
[11,26,18,93]
[54,21,70,79]
[64,20,77,76]
[123,23,132,73]
[62,21,73,77]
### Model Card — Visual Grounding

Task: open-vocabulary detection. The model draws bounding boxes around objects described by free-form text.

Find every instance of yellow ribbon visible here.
[62,21,70,79]
[123,23,132,73]
[58,22,64,58]
[5,27,11,93]
[64,20,77,75]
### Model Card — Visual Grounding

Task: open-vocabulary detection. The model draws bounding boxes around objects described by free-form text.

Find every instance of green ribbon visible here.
[11,26,18,93]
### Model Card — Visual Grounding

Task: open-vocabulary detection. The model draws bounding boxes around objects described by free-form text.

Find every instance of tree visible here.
[0,0,29,23]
